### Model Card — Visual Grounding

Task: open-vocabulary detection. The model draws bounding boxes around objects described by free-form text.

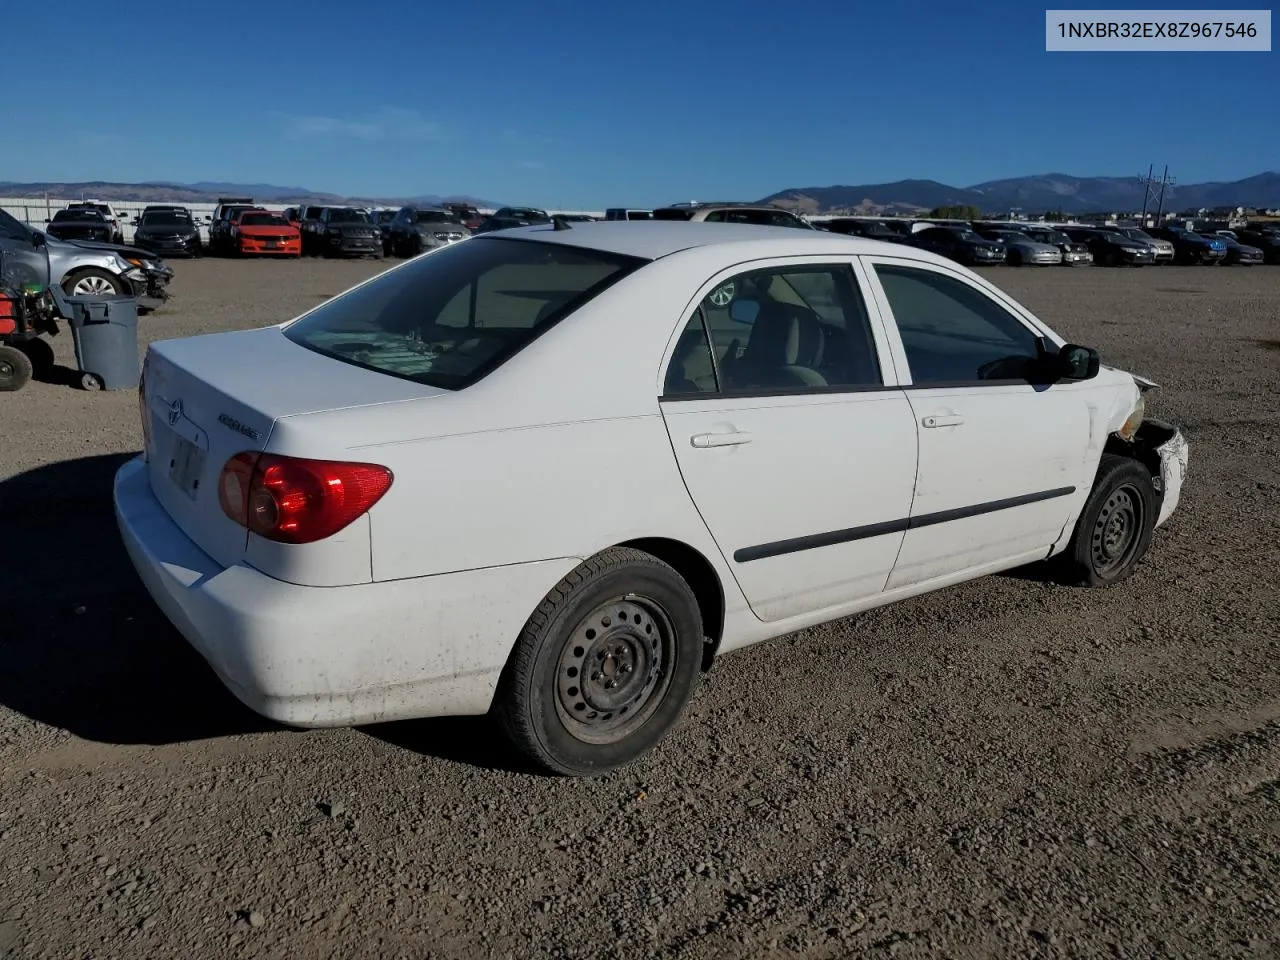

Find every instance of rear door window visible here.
[284,237,646,389]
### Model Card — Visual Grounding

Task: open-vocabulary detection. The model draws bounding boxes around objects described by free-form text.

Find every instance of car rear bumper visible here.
[113,455,574,728]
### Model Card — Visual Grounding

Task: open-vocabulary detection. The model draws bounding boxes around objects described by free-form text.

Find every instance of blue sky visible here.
[7,0,1275,207]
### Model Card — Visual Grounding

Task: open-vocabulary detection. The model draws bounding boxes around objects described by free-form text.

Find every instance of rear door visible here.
[658,257,918,623]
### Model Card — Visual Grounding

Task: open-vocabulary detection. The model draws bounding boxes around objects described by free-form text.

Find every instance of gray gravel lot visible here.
[1,257,1279,959]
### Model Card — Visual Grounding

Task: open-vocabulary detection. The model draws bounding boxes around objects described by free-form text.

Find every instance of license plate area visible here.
[168,432,207,500]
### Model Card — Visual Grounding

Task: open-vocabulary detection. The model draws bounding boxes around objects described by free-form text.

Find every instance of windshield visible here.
[241,213,288,226]
[415,211,457,223]
[140,212,192,227]
[1123,228,1154,241]
[502,208,548,219]
[54,209,105,222]
[0,208,33,236]
[954,229,984,242]
[283,236,646,390]
[328,209,370,224]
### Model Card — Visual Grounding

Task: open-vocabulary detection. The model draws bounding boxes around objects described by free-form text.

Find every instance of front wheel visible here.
[62,268,127,297]
[1056,454,1158,587]
[494,547,705,776]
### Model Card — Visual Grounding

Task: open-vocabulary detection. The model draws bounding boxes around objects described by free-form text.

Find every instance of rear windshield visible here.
[53,209,105,222]
[283,236,647,389]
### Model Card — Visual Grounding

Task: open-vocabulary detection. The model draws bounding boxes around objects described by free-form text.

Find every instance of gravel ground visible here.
[1,257,1278,959]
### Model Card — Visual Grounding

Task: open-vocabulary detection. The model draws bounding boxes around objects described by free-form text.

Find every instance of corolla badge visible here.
[218,413,263,442]
[167,399,183,425]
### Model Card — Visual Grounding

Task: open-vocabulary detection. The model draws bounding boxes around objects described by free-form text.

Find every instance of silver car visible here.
[984,229,1063,265]
[1113,227,1174,263]
[0,208,172,309]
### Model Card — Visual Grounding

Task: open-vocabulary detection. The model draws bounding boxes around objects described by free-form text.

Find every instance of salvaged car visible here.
[316,207,383,258]
[387,206,471,257]
[45,208,116,244]
[115,222,1188,777]
[1063,228,1156,267]
[0,208,172,308]
[132,207,203,258]
[1112,226,1175,264]
[1016,225,1093,265]
[977,228,1063,265]
[229,210,302,257]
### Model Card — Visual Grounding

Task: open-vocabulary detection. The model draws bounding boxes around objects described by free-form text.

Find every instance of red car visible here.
[230,209,302,257]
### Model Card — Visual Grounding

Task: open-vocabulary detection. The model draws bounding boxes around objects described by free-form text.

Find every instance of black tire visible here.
[494,547,705,776]
[61,268,127,298]
[0,344,34,391]
[1056,454,1158,587]
[1102,251,1118,267]
[15,337,55,378]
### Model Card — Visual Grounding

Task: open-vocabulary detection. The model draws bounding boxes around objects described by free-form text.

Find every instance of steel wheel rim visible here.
[0,356,14,379]
[554,595,676,745]
[1091,483,1144,576]
[73,276,115,296]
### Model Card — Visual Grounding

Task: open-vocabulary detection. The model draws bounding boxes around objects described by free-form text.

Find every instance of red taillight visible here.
[217,452,393,545]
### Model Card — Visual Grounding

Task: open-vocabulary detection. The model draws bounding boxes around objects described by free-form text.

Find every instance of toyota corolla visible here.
[115,221,1189,776]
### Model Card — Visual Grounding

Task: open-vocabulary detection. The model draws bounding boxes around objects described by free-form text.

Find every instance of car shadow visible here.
[0,452,275,746]
[0,452,531,771]
[363,716,541,775]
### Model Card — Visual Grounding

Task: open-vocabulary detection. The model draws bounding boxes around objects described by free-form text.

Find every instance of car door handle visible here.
[922,414,965,428]
[690,431,753,448]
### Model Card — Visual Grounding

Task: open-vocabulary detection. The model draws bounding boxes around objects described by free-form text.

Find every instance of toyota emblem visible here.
[167,399,183,425]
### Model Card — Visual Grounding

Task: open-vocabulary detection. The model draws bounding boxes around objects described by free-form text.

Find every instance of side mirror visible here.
[31,231,46,248]
[1057,343,1100,380]
[44,217,51,223]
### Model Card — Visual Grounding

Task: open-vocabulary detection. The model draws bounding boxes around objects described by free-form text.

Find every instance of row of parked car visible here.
[820,216,1279,267]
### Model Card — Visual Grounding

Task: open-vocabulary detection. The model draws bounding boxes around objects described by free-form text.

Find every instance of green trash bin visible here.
[63,295,141,391]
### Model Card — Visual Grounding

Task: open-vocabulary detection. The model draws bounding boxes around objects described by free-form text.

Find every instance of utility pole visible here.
[1153,165,1175,224]
[1138,164,1154,223]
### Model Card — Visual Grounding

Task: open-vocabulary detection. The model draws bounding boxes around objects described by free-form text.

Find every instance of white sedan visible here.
[114,221,1189,776]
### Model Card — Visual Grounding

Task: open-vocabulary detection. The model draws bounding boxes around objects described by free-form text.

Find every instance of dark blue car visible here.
[1148,225,1227,264]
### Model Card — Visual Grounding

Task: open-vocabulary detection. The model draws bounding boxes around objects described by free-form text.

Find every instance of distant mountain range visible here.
[0,180,503,209]
[761,172,1280,216]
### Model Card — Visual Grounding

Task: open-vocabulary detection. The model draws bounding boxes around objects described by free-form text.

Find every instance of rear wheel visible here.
[0,344,34,391]
[494,547,705,776]
[1056,454,1158,587]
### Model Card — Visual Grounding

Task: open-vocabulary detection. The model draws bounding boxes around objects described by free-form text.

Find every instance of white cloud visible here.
[284,107,444,142]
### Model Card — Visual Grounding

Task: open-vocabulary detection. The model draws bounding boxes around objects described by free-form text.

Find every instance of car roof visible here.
[483,220,919,261]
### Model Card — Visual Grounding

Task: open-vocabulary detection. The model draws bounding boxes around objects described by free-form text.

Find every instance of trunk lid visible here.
[141,325,445,569]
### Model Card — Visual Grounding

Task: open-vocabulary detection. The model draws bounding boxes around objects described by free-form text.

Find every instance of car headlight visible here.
[122,267,147,282]
[1117,387,1145,442]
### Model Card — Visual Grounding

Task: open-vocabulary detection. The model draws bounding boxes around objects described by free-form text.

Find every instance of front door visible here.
[861,257,1094,589]
[0,210,51,290]
[659,259,918,623]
